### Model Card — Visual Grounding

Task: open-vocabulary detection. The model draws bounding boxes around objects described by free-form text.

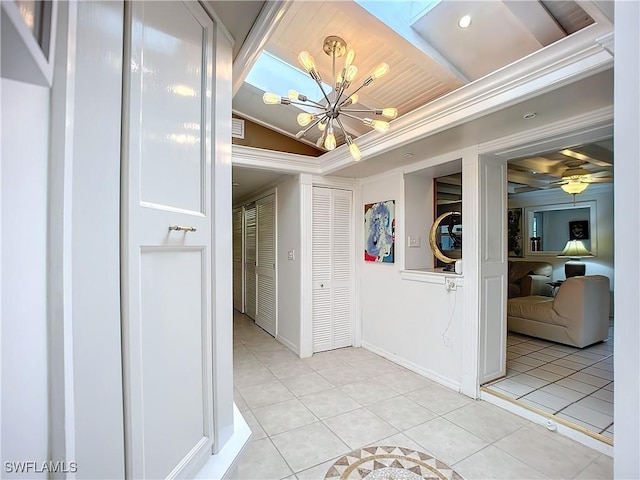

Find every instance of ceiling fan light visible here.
[262,92,281,105]
[561,180,589,195]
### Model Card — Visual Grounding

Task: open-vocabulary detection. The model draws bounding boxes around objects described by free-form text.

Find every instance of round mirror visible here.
[429,211,462,266]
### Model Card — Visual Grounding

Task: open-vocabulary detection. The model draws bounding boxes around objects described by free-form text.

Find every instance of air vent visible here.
[232,118,245,139]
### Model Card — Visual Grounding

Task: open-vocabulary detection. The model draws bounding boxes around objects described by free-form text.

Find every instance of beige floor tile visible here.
[316,365,370,386]
[295,458,339,480]
[574,395,614,416]
[559,403,613,430]
[538,362,577,376]
[551,358,587,371]
[513,356,546,368]
[367,396,436,431]
[573,454,613,479]
[234,364,277,388]
[444,402,525,443]
[494,425,599,479]
[406,384,473,415]
[505,360,535,373]
[508,373,550,389]
[271,422,349,473]
[376,370,433,394]
[253,398,318,436]
[241,410,267,441]
[323,407,398,449]
[327,347,379,363]
[525,368,564,382]
[591,387,614,403]
[238,380,294,409]
[539,383,586,402]
[235,438,293,480]
[299,388,361,419]
[266,359,316,380]
[517,398,557,415]
[368,432,425,451]
[488,378,536,397]
[555,377,600,395]
[581,365,614,381]
[453,445,549,480]
[301,352,349,371]
[520,390,573,412]
[339,379,398,405]
[280,372,334,397]
[404,417,488,465]
[234,389,249,412]
[254,349,300,364]
[568,372,610,388]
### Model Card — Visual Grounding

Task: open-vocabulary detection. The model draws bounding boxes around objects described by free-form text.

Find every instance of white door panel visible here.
[233,208,244,311]
[122,2,214,478]
[245,204,257,319]
[256,194,276,336]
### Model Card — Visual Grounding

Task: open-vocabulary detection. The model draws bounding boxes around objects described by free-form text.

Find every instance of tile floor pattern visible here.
[484,331,614,439]
[232,312,612,480]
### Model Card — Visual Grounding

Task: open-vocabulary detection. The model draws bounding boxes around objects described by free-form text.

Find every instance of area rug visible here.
[324,446,463,480]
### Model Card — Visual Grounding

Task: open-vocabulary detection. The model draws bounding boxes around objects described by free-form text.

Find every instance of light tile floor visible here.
[233,312,612,479]
[484,330,614,440]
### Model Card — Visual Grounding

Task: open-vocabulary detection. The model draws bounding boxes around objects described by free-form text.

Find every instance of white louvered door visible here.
[244,204,257,320]
[312,187,353,352]
[256,194,276,336]
[233,207,244,312]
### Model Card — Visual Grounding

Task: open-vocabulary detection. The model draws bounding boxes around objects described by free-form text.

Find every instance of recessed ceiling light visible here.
[458,15,472,28]
[403,152,414,159]
[522,112,537,120]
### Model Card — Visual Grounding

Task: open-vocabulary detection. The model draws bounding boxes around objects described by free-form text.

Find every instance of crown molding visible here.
[232,145,320,174]
[318,23,614,175]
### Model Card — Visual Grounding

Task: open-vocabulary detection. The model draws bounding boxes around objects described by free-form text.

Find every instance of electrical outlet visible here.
[407,236,421,248]
[445,277,457,291]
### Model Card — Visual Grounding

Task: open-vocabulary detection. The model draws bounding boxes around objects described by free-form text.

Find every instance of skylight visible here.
[245,51,332,108]
[354,1,442,33]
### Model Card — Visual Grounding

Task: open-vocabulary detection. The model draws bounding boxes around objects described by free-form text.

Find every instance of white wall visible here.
[404,173,434,270]
[1,78,50,478]
[276,176,302,354]
[509,186,614,306]
[360,171,464,389]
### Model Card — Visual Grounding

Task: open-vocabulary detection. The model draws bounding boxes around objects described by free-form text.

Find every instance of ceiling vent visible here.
[232,118,245,139]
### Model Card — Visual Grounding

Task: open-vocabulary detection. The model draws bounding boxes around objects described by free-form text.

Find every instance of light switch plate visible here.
[288,250,295,260]
[407,236,421,247]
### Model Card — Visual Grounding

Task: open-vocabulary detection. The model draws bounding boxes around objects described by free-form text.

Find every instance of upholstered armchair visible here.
[508,261,553,298]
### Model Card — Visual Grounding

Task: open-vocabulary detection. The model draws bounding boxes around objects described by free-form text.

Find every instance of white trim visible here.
[232,145,320,175]
[596,32,614,56]
[194,406,252,480]
[232,1,293,96]
[299,174,313,358]
[481,390,613,457]
[400,270,463,286]
[276,334,300,357]
[361,341,461,392]
[311,175,358,190]
[234,186,276,209]
[197,1,234,49]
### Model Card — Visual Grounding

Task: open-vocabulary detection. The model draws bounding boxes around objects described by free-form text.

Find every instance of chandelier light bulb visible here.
[372,63,390,79]
[381,107,398,119]
[325,132,337,151]
[318,118,328,131]
[344,49,356,68]
[350,93,359,105]
[297,112,315,126]
[364,118,390,133]
[345,65,358,82]
[262,92,281,105]
[346,137,362,161]
[288,89,299,100]
[298,51,316,73]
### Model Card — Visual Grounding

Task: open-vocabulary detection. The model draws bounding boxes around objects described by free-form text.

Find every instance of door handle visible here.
[169,225,197,232]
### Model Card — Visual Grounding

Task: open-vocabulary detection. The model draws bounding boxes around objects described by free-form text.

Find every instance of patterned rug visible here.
[324,446,464,480]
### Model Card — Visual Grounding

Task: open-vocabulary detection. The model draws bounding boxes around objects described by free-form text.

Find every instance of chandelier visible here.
[262,35,397,162]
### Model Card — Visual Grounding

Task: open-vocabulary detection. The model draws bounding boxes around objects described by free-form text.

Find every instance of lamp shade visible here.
[560,180,589,195]
[558,239,593,258]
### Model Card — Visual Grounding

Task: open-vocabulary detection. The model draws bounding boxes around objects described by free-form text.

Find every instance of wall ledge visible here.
[400,269,463,286]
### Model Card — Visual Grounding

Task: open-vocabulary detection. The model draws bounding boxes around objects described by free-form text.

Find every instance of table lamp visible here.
[558,239,593,278]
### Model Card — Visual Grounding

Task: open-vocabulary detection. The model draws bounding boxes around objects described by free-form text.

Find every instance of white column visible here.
[299,173,314,358]
[614,2,640,478]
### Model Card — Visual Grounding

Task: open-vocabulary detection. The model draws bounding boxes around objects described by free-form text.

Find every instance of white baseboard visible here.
[194,405,252,479]
[361,341,462,393]
[277,334,300,356]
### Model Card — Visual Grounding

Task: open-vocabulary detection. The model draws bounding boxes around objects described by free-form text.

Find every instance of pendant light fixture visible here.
[262,35,397,162]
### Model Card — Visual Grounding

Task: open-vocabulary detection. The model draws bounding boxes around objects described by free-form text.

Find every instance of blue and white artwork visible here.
[364,200,395,263]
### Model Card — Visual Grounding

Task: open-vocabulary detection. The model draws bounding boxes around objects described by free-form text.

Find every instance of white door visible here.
[233,207,244,312]
[312,187,353,352]
[256,194,276,336]
[478,154,509,384]
[244,204,257,319]
[121,2,214,478]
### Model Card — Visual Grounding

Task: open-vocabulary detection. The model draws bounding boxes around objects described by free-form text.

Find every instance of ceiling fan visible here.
[552,160,613,198]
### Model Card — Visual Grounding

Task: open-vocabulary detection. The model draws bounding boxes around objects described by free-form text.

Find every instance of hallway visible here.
[232,312,612,479]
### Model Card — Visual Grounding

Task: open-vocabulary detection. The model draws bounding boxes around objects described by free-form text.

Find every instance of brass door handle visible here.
[169,225,197,232]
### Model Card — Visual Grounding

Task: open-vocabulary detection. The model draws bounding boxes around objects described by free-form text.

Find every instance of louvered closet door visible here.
[312,187,353,353]
[244,204,257,320]
[256,194,276,336]
[233,208,244,312]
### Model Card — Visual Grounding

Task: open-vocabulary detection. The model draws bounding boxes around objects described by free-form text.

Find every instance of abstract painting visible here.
[364,200,395,263]
[508,207,524,257]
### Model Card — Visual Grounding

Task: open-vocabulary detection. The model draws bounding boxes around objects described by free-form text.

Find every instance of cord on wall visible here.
[442,285,457,347]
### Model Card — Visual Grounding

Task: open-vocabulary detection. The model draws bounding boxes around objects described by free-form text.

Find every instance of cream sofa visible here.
[508,260,553,298]
[507,275,610,348]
